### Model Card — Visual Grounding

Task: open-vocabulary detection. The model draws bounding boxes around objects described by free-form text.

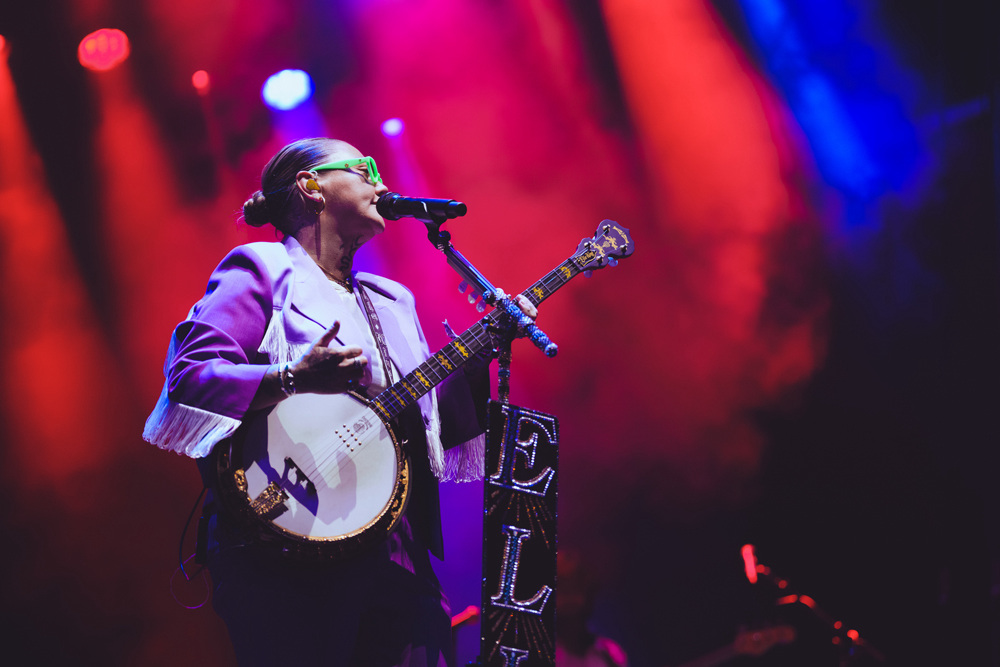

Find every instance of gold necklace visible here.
[319,265,353,292]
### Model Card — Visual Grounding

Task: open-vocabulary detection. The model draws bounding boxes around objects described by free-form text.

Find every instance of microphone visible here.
[377,192,468,221]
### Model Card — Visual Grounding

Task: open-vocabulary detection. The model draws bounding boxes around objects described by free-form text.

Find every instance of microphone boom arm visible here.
[423,213,557,357]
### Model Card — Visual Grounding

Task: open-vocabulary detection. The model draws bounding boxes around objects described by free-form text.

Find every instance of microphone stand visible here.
[418,210,571,667]
[422,213,558,358]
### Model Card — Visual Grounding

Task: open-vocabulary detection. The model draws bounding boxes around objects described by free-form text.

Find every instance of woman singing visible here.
[144,137,536,666]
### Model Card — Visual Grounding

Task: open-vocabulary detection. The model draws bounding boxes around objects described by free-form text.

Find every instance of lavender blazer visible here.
[143,236,486,483]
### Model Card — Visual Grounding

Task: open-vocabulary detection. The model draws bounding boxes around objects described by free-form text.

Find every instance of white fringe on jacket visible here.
[144,304,485,481]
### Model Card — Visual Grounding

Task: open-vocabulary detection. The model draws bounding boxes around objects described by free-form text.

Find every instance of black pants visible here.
[208,544,453,666]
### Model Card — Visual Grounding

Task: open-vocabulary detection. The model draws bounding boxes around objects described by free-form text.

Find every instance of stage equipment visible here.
[411,219,631,667]
[261,69,313,111]
[742,544,886,665]
[78,28,130,72]
[477,401,559,666]
[191,70,210,94]
[377,191,468,222]
[381,118,404,137]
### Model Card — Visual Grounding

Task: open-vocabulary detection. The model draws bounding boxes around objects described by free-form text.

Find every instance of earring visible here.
[314,197,325,214]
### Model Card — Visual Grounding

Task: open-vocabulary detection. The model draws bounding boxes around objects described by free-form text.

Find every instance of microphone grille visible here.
[376,192,401,220]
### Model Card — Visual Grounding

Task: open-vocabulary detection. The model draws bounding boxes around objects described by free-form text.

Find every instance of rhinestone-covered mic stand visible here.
[422,212,559,667]
[422,214,635,666]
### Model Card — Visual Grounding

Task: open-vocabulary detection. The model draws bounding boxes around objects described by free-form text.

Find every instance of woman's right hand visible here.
[290,321,371,393]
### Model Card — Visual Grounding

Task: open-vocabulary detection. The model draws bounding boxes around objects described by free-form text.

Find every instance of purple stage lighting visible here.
[262,69,313,111]
[381,118,404,137]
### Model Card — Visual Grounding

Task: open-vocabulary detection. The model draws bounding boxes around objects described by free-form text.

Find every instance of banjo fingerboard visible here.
[370,258,582,422]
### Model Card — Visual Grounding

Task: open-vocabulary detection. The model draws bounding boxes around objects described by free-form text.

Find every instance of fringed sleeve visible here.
[257,306,312,365]
[143,383,242,458]
[442,432,486,482]
[423,385,486,482]
[142,244,286,458]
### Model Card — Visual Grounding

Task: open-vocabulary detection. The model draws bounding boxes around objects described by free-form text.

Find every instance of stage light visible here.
[192,70,210,95]
[78,28,130,72]
[261,69,313,111]
[741,544,758,583]
[738,0,921,202]
[0,35,6,53]
[381,117,404,137]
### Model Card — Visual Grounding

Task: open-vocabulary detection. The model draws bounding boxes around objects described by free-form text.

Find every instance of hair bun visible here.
[242,190,271,227]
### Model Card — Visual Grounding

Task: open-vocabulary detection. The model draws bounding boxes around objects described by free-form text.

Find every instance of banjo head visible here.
[216,392,410,559]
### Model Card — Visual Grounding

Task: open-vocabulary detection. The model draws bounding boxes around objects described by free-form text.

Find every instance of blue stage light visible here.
[381,118,404,137]
[261,69,314,111]
[739,0,921,203]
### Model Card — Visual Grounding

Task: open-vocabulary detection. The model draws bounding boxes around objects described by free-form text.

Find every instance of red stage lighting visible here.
[78,28,130,72]
[741,544,758,583]
[191,70,210,95]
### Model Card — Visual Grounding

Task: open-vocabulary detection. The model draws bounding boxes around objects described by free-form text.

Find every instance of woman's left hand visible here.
[458,291,538,375]
[512,293,538,321]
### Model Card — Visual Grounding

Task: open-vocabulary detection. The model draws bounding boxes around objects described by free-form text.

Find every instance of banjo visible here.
[213,220,634,559]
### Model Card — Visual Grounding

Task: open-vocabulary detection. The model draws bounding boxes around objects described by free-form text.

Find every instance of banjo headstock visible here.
[571,220,634,273]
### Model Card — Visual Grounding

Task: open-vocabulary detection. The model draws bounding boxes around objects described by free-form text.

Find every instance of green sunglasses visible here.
[311,156,382,187]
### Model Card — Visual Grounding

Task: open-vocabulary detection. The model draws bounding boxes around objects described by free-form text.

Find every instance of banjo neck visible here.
[371,220,632,422]
[370,256,582,423]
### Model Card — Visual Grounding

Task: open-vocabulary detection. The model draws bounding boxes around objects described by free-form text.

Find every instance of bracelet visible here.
[279,364,297,396]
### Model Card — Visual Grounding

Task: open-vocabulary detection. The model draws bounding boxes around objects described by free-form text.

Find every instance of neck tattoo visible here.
[338,237,362,277]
